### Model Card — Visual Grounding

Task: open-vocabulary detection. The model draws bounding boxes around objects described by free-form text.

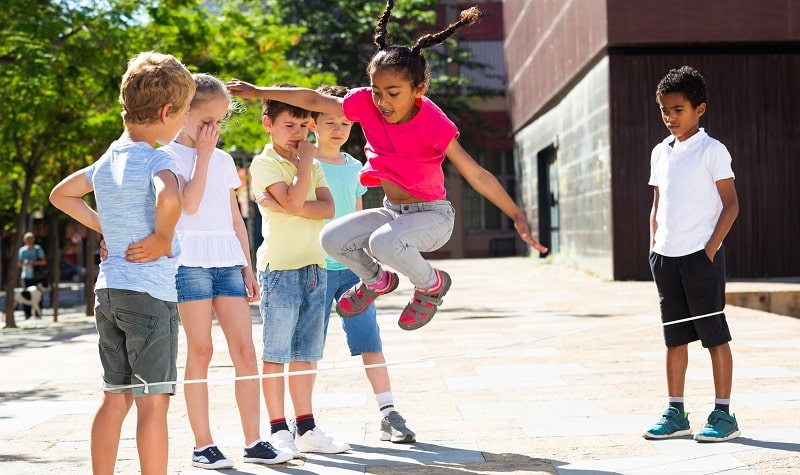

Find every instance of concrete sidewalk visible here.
[1,257,799,474]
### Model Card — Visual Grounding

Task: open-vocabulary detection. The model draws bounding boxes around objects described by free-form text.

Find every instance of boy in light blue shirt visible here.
[50,51,195,474]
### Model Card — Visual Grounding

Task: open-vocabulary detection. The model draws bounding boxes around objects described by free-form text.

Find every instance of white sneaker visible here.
[270,429,301,458]
[295,427,350,454]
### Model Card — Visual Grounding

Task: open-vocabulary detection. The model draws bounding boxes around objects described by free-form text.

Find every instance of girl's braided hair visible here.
[368,0,482,89]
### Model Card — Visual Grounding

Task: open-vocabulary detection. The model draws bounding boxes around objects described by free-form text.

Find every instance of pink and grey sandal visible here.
[336,271,399,318]
[398,269,452,331]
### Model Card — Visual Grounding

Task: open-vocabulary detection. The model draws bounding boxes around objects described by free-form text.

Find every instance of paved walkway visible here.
[1,258,799,474]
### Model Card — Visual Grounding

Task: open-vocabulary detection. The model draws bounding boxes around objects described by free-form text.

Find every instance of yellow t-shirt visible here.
[250,145,329,271]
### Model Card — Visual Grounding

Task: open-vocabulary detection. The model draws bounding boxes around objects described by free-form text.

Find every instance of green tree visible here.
[136,0,335,155]
[1,0,332,328]
[1,0,144,327]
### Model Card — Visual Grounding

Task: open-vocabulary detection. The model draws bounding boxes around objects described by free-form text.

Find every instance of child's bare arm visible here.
[705,178,739,260]
[230,189,259,301]
[226,79,344,116]
[275,141,318,213]
[650,187,659,253]
[125,170,182,262]
[49,169,102,234]
[260,186,335,220]
[181,123,218,214]
[446,139,547,253]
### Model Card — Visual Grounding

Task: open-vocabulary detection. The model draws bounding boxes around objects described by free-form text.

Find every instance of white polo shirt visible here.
[649,128,735,257]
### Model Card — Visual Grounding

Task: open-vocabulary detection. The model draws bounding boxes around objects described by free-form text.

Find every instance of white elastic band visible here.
[110,309,724,392]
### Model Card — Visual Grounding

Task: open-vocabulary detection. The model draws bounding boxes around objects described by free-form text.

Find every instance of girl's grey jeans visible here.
[320,198,455,289]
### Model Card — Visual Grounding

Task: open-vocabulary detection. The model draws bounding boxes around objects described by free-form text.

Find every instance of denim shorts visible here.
[176,265,248,303]
[258,265,326,363]
[94,288,179,397]
[324,268,382,355]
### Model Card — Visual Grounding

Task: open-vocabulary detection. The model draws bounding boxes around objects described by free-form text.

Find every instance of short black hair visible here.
[656,66,707,107]
[261,83,311,121]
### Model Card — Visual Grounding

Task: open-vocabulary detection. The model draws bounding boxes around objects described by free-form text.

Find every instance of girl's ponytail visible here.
[373,0,395,51]
[412,6,482,55]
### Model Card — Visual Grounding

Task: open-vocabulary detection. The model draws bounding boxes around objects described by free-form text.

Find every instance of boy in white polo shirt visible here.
[643,66,740,443]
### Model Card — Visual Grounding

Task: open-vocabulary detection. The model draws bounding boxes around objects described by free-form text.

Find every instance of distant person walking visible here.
[17,231,47,319]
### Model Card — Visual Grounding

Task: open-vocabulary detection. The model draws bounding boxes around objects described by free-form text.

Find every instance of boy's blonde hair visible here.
[119,51,196,125]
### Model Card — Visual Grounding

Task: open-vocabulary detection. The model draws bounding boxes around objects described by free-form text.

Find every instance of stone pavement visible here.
[1,257,799,474]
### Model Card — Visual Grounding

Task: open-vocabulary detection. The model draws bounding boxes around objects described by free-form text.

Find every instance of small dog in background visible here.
[13,282,51,319]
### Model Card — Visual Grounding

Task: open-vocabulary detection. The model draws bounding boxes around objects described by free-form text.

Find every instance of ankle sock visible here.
[295,414,315,436]
[668,397,685,414]
[376,391,395,417]
[714,398,731,414]
[270,418,289,434]
[367,270,389,290]
[424,270,443,293]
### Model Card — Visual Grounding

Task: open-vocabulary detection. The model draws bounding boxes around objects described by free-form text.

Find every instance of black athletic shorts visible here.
[649,246,732,348]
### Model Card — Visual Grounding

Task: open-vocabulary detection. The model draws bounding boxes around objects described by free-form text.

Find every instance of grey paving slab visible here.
[2,257,799,474]
[554,454,757,475]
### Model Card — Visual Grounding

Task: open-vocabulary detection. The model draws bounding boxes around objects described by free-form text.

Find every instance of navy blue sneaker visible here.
[191,445,234,469]
[243,440,292,465]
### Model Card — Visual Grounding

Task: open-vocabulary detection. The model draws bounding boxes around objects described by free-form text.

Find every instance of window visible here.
[463,150,516,231]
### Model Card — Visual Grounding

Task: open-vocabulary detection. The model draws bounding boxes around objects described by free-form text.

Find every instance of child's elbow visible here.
[730,200,740,218]
[182,202,200,215]
[159,189,182,212]
[48,189,60,208]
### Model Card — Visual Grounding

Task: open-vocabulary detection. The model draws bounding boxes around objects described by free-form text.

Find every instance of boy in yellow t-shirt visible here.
[249,85,349,457]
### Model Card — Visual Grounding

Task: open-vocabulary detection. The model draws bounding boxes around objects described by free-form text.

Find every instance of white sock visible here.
[376,391,395,417]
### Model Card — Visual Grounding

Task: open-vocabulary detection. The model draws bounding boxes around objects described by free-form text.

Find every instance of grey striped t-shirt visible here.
[85,141,181,302]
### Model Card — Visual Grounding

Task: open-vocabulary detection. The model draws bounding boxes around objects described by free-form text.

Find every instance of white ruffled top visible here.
[162,141,248,268]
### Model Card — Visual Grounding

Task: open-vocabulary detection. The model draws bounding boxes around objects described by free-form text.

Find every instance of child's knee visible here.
[367,232,398,260]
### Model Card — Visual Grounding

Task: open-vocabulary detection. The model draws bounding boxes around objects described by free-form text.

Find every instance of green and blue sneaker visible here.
[693,409,740,442]
[642,406,692,439]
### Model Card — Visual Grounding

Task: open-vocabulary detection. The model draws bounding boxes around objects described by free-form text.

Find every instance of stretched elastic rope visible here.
[107,309,724,392]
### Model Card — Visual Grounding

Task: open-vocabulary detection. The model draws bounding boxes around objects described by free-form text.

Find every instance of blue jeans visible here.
[320,198,455,289]
[325,268,382,355]
[258,265,327,363]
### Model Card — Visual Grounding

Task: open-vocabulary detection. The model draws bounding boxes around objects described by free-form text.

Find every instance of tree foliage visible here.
[1,0,143,327]
[0,0,329,327]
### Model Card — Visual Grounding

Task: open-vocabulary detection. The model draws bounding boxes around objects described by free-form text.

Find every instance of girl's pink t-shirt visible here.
[342,87,459,201]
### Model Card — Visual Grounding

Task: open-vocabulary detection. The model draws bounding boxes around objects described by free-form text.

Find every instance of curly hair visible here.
[368,0,482,89]
[656,66,707,107]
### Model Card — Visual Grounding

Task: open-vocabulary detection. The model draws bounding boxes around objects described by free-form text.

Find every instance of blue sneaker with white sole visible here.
[693,410,740,442]
[643,406,692,439]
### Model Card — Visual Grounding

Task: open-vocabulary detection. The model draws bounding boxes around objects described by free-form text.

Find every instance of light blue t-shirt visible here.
[18,245,44,280]
[85,141,181,301]
[319,152,368,271]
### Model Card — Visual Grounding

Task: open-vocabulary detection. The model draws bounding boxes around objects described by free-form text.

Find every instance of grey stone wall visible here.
[515,57,612,278]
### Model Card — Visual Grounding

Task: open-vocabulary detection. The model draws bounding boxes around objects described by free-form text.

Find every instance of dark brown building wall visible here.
[503,0,608,130]
[609,51,800,280]
[607,0,800,45]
